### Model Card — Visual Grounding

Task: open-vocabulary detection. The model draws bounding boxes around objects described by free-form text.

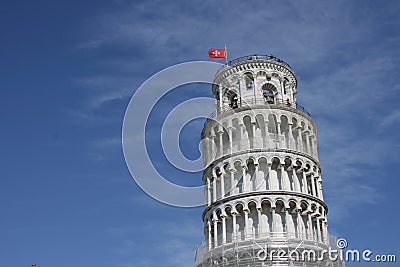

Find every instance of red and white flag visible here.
[208,48,226,58]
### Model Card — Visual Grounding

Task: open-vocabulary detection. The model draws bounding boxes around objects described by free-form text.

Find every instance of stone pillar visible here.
[229,168,236,195]
[254,76,259,104]
[307,213,312,239]
[221,213,227,245]
[324,220,329,245]
[254,163,259,191]
[257,207,262,237]
[239,124,245,150]
[220,170,225,199]
[212,175,217,202]
[271,207,276,232]
[267,162,272,190]
[228,126,233,154]
[218,85,223,113]
[251,121,256,149]
[210,130,216,161]
[297,127,303,152]
[276,120,281,148]
[314,176,320,198]
[314,138,319,159]
[207,220,212,250]
[244,208,249,239]
[242,165,247,192]
[232,211,237,242]
[310,173,316,197]
[217,129,223,158]
[281,164,289,191]
[206,177,211,206]
[297,210,303,239]
[288,122,294,149]
[292,168,300,192]
[309,134,315,157]
[318,177,324,201]
[301,169,308,194]
[213,215,218,247]
[316,217,321,242]
[280,77,285,98]
[283,208,289,234]
[264,119,270,148]
[305,131,310,154]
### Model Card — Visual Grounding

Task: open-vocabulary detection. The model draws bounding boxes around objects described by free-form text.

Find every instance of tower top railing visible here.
[215,54,293,77]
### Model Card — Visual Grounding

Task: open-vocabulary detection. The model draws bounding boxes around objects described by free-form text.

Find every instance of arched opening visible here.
[223,164,231,197]
[261,200,272,235]
[280,115,289,149]
[244,72,254,91]
[225,206,233,243]
[222,122,229,156]
[247,158,256,192]
[228,91,238,109]
[262,83,277,104]
[255,114,267,148]
[275,200,285,232]
[300,201,309,239]
[216,210,223,246]
[258,157,269,190]
[267,114,278,148]
[235,203,246,241]
[248,201,259,239]
[270,158,280,190]
[231,118,239,153]
[243,116,253,149]
[234,161,243,194]
[288,201,298,238]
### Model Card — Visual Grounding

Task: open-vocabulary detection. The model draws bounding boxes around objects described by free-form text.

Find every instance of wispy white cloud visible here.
[107,218,203,267]
[71,1,400,262]
[381,109,400,126]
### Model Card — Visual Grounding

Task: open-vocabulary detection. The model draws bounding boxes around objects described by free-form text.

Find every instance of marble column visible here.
[242,165,247,192]
[288,122,294,149]
[232,211,237,242]
[244,209,249,238]
[264,120,269,148]
[318,177,324,201]
[213,215,218,247]
[310,173,316,197]
[307,213,312,239]
[221,213,227,245]
[206,177,211,206]
[228,126,233,153]
[254,163,259,191]
[217,129,223,158]
[276,120,281,148]
[271,207,276,232]
[212,175,217,201]
[257,207,262,238]
[220,170,225,199]
[207,220,212,250]
[229,168,236,195]
[305,131,310,154]
[316,217,321,242]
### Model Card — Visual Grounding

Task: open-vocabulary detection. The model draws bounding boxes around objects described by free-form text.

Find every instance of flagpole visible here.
[224,44,228,65]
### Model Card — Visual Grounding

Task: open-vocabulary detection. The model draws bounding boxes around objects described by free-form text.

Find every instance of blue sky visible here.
[1,1,400,266]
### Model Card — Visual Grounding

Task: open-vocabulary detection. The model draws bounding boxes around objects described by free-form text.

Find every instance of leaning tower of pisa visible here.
[194,55,346,267]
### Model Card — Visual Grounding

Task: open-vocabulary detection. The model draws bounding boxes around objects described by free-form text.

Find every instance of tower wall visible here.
[195,55,345,267]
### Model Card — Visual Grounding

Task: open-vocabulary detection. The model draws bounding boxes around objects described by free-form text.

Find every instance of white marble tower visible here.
[194,55,346,267]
